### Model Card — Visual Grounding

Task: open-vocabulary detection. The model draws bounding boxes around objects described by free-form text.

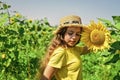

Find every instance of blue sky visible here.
[2,0,120,26]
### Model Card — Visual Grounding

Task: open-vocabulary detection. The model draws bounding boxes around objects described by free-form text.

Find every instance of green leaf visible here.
[3,4,8,9]
[115,23,120,30]
[98,18,111,23]
[105,54,120,64]
[97,18,113,27]
[3,59,11,67]
[111,41,120,50]
[112,16,120,24]
[18,27,24,36]
[0,35,7,42]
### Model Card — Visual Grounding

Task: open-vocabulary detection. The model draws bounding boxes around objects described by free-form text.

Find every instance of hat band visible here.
[63,20,80,25]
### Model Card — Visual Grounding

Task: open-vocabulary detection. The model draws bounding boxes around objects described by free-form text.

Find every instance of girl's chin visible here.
[67,44,76,47]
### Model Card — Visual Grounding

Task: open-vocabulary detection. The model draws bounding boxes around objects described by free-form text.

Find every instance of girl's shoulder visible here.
[55,46,65,51]
[53,46,66,54]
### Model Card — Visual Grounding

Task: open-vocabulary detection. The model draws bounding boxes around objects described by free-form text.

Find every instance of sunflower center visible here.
[90,30,105,45]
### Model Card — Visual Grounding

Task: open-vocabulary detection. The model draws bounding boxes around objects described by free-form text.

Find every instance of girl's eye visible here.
[68,32,73,35]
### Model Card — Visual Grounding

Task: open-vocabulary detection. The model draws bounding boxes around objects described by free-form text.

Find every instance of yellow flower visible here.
[15,13,20,17]
[28,19,32,23]
[10,18,14,23]
[81,21,111,52]
[1,54,6,59]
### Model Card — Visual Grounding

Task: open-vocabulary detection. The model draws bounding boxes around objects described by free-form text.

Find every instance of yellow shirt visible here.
[48,46,84,80]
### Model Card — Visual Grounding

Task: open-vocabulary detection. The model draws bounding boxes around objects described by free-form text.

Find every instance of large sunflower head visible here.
[81,21,111,52]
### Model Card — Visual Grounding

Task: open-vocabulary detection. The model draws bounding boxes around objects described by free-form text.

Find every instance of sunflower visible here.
[81,21,111,52]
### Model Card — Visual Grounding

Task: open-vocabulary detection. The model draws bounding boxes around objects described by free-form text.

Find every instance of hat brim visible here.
[61,24,83,27]
[53,24,85,34]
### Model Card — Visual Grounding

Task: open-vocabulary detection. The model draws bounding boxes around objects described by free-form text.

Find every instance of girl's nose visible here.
[71,34,77,39]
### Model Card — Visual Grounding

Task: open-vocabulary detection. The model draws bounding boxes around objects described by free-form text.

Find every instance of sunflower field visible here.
[0,2,120,80]
[0,2,55,80]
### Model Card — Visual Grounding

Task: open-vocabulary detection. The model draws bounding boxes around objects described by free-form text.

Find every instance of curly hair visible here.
[35,27,67,79]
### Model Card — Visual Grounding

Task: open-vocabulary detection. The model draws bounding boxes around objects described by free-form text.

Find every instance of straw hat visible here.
[54,15,83,34]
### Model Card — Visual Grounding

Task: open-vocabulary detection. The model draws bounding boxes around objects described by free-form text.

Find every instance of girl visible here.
[39,15,90,80]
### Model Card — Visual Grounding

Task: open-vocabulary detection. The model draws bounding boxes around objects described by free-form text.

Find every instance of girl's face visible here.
[64,27,82,47]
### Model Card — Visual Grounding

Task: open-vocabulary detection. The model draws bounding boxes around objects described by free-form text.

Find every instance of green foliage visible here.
[0,2,55,80]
